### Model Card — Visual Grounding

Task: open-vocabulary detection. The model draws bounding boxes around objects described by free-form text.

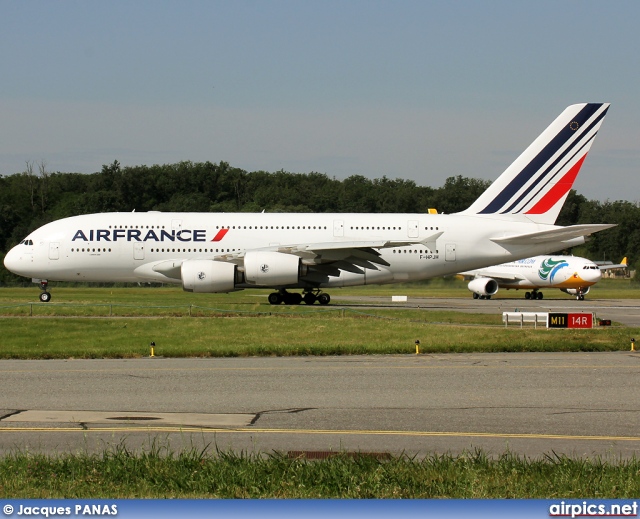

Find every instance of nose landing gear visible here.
[37,280,52,302]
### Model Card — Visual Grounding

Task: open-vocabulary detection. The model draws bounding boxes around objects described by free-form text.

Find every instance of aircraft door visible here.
[133,243,145,260]
[407,220,419,238]
[49,242,59,260]
[333,220,344,237]
[445,243,456,262]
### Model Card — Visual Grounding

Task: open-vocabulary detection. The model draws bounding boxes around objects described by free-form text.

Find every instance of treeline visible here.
[1,160,638,281]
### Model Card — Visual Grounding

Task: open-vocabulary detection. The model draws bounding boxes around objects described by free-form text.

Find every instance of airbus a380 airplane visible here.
[4,103,615,305]
[461,255,628,301]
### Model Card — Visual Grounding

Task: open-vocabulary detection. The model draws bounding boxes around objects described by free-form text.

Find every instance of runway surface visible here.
[1,351,640,458]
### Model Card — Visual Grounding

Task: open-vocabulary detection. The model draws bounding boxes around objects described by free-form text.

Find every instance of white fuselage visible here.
[470,256,602,290]
[4,211,583,290]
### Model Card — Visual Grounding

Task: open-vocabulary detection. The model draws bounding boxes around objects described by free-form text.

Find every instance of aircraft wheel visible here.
[268,292,282,305]
[473,293,479,299]
[317,293,331,305]
[524,292,531,300]
[290,293,303,305]
[537,292,543,300]
[486,295,491,300]
[39,292,52,303]
[303,293,317,305]
[578,295,585,301]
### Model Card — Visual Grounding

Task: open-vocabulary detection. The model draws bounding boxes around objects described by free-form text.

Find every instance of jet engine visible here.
[244,251,306,286]
[181,260,240,293]
[468,277,499,298]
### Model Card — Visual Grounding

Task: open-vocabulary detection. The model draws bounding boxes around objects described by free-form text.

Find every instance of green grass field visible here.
[0,313,636,359]
[0,283,638,358]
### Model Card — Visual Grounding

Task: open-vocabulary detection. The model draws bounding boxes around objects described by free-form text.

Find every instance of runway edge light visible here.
[632,338,636,352]
[415,340,420,355]
[150,341,156,357]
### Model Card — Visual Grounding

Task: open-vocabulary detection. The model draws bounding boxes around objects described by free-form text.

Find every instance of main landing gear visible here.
[38,280,52,303]
[268,289,331,306]
[524,290,543,300]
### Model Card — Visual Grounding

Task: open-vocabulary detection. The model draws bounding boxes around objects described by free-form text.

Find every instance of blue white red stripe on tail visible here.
[461,103,610,225]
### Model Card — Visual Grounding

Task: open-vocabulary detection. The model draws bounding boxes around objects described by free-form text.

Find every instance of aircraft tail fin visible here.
[459,103,610,225]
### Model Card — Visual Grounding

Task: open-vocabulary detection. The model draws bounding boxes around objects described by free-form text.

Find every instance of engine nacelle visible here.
[468,277,499,297]
[561,287,590,296]
[181,260,239,293]
[244,251,303,286]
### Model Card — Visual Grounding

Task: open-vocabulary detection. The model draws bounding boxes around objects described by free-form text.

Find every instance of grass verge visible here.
[1,445,638,498]
[0,314,637,358]
[1,285,638,358]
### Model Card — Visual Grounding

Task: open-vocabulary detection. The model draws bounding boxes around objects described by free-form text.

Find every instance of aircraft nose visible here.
[579,267,601,283]
[591,268,603,282]
[3,247,17,272]
[3,246,29,276]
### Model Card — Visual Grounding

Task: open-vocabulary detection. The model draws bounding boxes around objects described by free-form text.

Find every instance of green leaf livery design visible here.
[538,258,569,282]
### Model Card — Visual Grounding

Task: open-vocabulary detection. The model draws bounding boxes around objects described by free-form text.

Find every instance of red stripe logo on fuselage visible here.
[212,228,229,242]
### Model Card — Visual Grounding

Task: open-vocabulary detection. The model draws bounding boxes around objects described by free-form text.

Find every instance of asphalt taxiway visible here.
[1,350,640,458]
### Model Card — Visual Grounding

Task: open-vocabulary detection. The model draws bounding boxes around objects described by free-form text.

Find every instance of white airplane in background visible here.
[461,255,628,301]
[4,103,615,305]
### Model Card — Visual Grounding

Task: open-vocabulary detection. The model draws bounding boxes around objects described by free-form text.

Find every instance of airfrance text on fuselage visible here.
[72,229,208,242]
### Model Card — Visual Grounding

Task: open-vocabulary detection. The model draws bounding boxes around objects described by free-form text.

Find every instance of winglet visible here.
[596,256,629,271]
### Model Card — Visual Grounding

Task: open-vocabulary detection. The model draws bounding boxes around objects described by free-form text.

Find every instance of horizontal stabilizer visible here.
[491,224,615,246]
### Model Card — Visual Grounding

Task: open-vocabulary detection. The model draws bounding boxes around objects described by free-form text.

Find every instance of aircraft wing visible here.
[490,224,616,246]
[210,232,445,279]
[458,270,524,283]
[596,257,628,271]
[272,232,444,275]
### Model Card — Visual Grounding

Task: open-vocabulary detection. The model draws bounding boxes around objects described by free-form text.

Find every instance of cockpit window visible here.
[22,239,34,246]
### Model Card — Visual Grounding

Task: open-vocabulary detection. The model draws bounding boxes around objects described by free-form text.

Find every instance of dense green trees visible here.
[1,160,637,283]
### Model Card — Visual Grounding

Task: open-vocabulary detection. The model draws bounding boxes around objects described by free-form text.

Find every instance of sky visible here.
[1,0,639,202]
